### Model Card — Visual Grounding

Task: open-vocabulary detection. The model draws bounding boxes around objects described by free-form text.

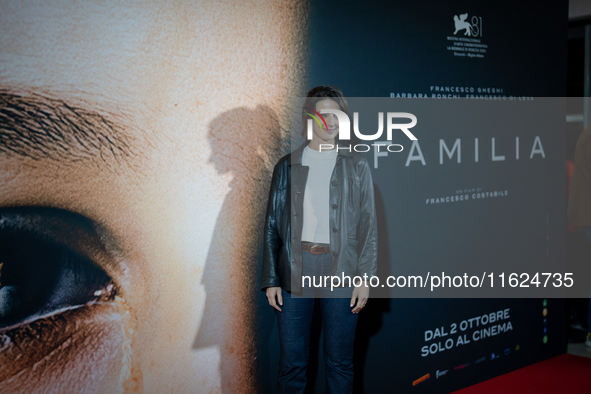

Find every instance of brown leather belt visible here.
[301,242,330,255]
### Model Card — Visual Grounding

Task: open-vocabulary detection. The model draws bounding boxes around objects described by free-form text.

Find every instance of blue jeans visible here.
[275,250,358,394]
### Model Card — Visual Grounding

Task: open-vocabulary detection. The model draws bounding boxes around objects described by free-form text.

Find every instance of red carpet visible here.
[454,354,591,394]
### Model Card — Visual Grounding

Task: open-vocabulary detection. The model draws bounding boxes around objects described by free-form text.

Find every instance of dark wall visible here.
[255,0,569,393]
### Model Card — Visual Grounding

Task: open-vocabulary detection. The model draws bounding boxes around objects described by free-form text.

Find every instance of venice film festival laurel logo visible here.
[453,13,483,37]
[448,13,486,58]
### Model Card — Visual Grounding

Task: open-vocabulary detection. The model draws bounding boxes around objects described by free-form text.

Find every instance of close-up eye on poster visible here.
[0,0,590,393]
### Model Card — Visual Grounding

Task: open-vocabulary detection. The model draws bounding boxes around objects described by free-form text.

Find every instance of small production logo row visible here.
[412,343,521,387]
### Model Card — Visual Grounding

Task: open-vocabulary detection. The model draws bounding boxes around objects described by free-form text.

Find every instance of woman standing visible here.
[261,85,378,393]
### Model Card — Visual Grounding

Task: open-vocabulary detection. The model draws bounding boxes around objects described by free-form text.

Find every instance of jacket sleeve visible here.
[261,162,283,290]
[356,159,378,278]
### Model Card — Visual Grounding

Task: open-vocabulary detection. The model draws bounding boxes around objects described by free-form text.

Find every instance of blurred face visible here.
[0,1,304,393]
[311,99,340,148]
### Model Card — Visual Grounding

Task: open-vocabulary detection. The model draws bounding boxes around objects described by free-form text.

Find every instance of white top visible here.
[301,145,338,243]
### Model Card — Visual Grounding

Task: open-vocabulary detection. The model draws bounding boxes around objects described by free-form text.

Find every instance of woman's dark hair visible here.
[301,85,348,139]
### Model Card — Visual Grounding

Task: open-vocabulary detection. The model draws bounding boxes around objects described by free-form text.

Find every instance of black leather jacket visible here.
[261,141,378,293]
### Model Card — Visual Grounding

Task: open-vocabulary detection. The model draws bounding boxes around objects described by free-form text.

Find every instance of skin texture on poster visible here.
[0,1,306,393]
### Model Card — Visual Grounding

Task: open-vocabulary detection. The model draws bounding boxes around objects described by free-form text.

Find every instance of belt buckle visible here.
[310,244,320,255]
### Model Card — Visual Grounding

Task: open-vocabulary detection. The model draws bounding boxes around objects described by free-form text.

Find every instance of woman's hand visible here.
[350,285,369,314]
[266,286,283,312]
